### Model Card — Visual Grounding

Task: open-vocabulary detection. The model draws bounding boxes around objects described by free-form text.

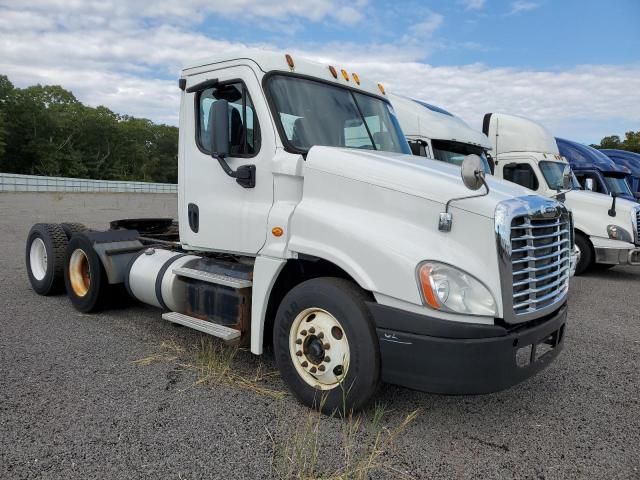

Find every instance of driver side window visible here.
[197,82,261,157]
[503,163,539,191]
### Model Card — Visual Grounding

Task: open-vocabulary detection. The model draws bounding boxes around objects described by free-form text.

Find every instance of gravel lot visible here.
[1,192,639,479]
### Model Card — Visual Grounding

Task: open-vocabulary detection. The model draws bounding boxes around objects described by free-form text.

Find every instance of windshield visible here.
[266,75,410,155]
[539,161,580,190]
[431,139,491,174]
[604,174,633,196]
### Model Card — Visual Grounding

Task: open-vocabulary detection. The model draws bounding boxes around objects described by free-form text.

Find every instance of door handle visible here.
[188,203,199,233]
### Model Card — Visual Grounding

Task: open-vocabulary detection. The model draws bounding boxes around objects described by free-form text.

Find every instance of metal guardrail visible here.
[0,173,177,193]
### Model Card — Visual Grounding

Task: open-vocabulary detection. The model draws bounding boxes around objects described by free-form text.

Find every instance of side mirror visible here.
[208,99,256,189]
[210,99,230,158]
[461,154,486,191]
[562,166,572,190]
[439,154,490,232]
[585,178,594,191]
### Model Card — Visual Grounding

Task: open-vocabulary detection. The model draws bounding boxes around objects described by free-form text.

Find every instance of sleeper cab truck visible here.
[25,51,569,413]
[480,113,640,274]
[599,149,640,201]
[389,94,579,276]
[556,138,637,203]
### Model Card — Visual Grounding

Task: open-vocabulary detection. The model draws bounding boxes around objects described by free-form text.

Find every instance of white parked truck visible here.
[25,51,571,413]
[392,96,639,275]
[391,95,580,276]
[482,113,640,274]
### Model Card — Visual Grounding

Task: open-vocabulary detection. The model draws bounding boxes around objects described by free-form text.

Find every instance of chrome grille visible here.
[510,216,571,315]
[636,208,640,245]
[495,197,571,323]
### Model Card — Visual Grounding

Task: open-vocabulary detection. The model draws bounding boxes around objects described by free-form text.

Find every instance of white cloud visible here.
[0,0,368,26]
[0,1,636,143]
[507,1,540,15]
[461,0,486,10]
[409,12,444,38]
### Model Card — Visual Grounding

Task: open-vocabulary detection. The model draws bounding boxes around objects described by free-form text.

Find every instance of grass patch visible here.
[134,337,286,400]
[132,340,185,366]
[268,401,420,479]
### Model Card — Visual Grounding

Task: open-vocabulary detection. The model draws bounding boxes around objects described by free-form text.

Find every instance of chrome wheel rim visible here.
[29,238,47,281]
[69,249,91,297]
[289,308,350,390]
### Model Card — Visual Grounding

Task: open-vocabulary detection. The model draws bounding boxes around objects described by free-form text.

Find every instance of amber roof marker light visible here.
[352,73,360,85]
[328,65,338,79]
[377,83,386,95]
[285,54,295,71]
[341,69,350,81]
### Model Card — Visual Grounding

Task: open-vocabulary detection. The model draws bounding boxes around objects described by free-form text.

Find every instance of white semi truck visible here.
[482,113,640,274]
[25,52,571,413]
[390,95,580,275]
[392,97,639,275]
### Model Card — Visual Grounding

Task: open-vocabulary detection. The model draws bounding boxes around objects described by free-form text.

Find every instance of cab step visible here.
[172,266,252,289]
[162,311,241,341]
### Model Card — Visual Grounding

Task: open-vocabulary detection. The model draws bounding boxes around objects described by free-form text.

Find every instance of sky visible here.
[0,0,638,144]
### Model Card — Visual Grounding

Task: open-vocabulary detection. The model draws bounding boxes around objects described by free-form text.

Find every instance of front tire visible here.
[574,233,593,275]
[273,277,380,414]
[25,223,68,295]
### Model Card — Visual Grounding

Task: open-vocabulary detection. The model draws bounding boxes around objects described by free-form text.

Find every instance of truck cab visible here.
[25,51,572,412]
[556,138,637,203]
[389,93,493,173]
[600,149,640,200]
[480,113,640,274]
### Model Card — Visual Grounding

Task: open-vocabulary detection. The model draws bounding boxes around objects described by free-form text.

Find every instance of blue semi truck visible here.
[556,137,636,203]
[600,149,640,200]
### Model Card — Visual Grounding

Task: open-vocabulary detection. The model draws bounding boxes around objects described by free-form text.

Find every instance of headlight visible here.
[417,262,497,316]
[607,225,633,243]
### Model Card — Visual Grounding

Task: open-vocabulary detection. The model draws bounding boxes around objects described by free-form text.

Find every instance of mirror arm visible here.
[608,193,617,217]
[212,153,256,189]
[439,174,490,232]
[444,175,490,214]
[214,153,236,178]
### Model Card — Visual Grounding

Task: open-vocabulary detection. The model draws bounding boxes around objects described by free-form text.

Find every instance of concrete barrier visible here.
[0,173,177,193]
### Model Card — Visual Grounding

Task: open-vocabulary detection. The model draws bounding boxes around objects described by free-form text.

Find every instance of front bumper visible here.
[594,246,640,265]
[368,302,567,395]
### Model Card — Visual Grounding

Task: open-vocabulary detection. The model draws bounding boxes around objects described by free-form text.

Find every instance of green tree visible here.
[594,131,640,153]
[0,73,179,182]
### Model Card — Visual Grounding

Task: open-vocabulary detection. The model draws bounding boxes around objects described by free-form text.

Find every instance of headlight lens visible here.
[417,262,497,316]
[607,225,632,243]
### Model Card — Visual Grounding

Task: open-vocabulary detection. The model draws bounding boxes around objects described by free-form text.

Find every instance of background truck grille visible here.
[510,215,571,315]
[636,208,640,244]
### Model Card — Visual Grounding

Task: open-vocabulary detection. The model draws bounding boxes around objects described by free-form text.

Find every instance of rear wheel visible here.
[273,277,380,414]
[574,233,593,275]
[64,234,113,312]
[25,223,68,295]
[60,222,88,240]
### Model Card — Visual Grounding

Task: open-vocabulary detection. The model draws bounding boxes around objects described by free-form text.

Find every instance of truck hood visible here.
[565,190,639,215]
[306,146,534,218]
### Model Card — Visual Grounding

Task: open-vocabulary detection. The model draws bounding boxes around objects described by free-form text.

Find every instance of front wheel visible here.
[574,233,593,275]
[273,277,380,414]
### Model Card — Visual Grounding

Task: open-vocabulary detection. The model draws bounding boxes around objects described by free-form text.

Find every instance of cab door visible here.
[179,65,275,254]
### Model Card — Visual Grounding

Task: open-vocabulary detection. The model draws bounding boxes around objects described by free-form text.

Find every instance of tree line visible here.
[591,131,640,153]
[0,74,637,183]
[0,75,178,183]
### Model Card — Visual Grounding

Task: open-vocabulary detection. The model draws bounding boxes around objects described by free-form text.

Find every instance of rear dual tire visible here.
[26,223,68,295]
[63,234,115,313]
